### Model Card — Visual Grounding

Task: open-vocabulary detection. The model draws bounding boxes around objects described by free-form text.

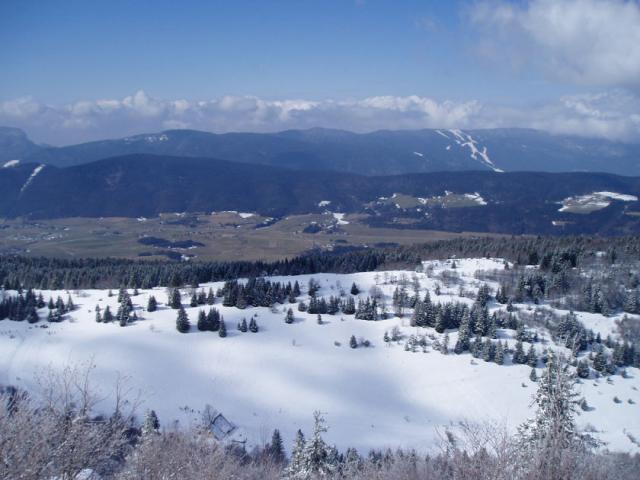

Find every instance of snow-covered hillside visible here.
[0,258,638,454]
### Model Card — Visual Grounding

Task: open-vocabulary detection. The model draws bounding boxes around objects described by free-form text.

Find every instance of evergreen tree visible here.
[576,359,590,379]
[66,295,75,312]
[285,308,295,324]
[117,296,131,327]
[286,430,306,478]
[268,429,285,464]
[103,305,113,323]
[142,410,160,438]
[517,353,590,475]
[350,335,358,349]
[530,368,538,382]
[442,332,449,355]
[494,341,505,365]
[527,344,538,368]
[207,308,220,331]
[289,412,336,478]
[197,310,207,331]
[95,305,102,323]
[206,288,215,305]
[482,338,494,362]
[218,319,227,338]
[169,288,182,309]
[471,334,483,358]
[249,318,259,333]
[342,297,356,315]
[238,318,248,332]
[593,348,607,372]
[190,292,198,307]
[147,295,157,312]
[350,282,359,295]
[176,306,190,333]
[513,340,526,364]
[27,305,39,324]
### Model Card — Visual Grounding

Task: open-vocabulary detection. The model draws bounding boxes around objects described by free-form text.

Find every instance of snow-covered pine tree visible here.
[285,308,295,324]
[176,306,190,333]
[285,430,306,479]
[218,319,227,337]
[147,295,157,312]
[494,341,505,365]
[350,335,358,349]
[117,296,131,327]
[197,310,207,331]
[141,409,160,438]
[576,359,590,379]
[103,305,113,323]
[36,292,45,309]
[527,344,538,367]
[482,338,494,362]
[286,412,336,479]
[513,340,526,364]
[517,352,595,477]
[249,318,259,333]
[206,288,215,305]
[27,305,39,324]
[238,318,248,332]
[169,288,182,309]
[267,429,285,464]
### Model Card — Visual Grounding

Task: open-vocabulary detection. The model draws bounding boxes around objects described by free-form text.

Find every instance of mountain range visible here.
[2,126,640,176]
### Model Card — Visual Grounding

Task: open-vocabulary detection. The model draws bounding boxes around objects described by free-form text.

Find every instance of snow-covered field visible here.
[559,191,638,213]
[1,259,638,454]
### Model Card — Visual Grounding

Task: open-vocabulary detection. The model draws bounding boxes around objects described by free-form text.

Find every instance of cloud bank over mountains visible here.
[1,89,638,146]
[1,0,639,145]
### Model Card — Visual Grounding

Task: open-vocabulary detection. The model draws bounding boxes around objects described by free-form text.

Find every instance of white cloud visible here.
[468,0,640,89]
[0,90,639,145]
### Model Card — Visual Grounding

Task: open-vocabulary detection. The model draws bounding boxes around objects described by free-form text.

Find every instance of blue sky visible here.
[0,0,549,102]
[1,0,639,144]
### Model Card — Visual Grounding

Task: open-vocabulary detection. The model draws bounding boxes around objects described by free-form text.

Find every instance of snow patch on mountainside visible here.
[413,151,424,157]
[448,129,503,172]
[559,191,638,213]
[2,159,20,168]
[332,213,349,225]
[19,165,45,193]
[464,192,488,205]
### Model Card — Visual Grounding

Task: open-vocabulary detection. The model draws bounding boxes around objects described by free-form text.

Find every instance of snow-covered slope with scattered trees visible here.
[1,258,639,454]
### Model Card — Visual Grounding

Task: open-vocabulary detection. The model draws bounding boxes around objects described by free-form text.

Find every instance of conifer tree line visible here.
[3,235,640,290]
[0,288,75,323]
[219,278,301,308]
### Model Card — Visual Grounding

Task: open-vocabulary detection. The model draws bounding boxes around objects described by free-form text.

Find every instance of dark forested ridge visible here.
[3,154,640,235]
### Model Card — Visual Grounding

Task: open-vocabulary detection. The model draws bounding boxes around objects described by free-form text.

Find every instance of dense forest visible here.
[2,236,640,290]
